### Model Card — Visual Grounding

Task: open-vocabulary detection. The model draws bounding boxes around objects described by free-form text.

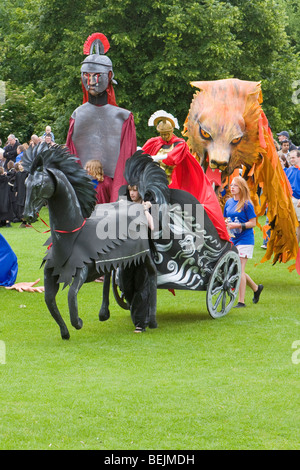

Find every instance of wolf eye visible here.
[199,126,212,140]
[231,136,242,145]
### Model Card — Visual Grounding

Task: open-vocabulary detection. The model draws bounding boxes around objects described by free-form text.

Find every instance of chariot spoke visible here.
[213,290,223,309]
[221,291,227,311]
[228,274,240,286]
[211,284,223,296]
[226,261,236,279]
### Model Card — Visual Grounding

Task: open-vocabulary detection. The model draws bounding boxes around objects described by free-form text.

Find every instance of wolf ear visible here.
[190,81,206,92]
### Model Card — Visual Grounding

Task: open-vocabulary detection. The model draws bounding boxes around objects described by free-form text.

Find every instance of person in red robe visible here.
[66,33,137,202]
[142,111,230,242]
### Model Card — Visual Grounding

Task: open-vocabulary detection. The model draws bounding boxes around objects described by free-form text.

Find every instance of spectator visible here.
[274,139,280,151]
[16,144,26,163]
[3,134,20,166]
[13,162,29,228]
[6,160,17,221]
[0,167,14,227]
[44,133,55,147]
[0,148,4,168]
[284,149,300,243]
[278,139,290,163]
[277,131,297,151]
[29,134,41,147]
[42,125,55,142]
[278,153,289,169]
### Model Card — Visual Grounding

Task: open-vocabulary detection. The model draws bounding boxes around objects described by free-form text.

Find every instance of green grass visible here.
[0,209,300,450]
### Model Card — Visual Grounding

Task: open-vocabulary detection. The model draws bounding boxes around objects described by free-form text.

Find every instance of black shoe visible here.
[253,284,264,304]
[5,222,12,227]
[234,302,246,308]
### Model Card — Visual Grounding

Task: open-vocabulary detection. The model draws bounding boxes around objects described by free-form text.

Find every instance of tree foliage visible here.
[0,0,299,146]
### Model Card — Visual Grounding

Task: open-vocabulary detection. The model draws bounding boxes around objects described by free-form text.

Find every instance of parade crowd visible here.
[1,126,299,229]
[0,127,56,227]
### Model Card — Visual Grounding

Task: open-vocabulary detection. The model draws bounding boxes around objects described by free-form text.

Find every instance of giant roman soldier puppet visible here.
[142,110,229,242]
[66,33,137,202]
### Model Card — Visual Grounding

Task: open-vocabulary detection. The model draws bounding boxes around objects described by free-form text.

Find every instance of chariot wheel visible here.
[206,250,241,318]
[112,269,130,310]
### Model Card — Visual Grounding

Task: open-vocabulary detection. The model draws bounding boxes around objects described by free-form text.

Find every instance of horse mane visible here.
[22,143,96,218]
[124,150,170,205]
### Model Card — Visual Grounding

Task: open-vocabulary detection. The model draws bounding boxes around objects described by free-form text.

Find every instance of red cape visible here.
[142,135,230,241]
[95,175,113,204]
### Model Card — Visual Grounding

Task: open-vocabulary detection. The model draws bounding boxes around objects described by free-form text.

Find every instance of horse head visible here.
[24,168,56,224]
[23,148,56,223]
[23,143,97,225]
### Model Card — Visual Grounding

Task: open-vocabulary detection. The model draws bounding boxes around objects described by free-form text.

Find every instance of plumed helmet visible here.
[80,33,116,86]
[148,110,180,133]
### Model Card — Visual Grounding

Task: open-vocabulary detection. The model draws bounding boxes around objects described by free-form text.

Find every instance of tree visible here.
[0,81,37,143]
[0,0,299,145]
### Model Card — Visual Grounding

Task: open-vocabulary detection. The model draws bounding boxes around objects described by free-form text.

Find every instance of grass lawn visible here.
[0,208,300,450]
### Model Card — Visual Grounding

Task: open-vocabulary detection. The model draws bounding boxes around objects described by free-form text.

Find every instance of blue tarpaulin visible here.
[0,233,18,286]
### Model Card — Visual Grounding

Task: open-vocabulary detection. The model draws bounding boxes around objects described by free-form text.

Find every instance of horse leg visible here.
[68,266,88,330]
[145,256,158,329]
[99,271,111,321]
[44,266,70,340]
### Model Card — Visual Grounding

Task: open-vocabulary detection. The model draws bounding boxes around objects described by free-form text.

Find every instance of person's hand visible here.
[226,221,240,230]
[143,201,152,211]
[5,279,44,293]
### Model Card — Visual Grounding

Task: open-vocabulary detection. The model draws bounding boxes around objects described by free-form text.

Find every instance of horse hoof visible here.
[149,320,158,329]
[61,331,70,340]
[99,310,110,322]
[71,318,83,330]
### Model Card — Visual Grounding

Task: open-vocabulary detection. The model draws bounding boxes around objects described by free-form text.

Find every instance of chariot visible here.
[113,187,241,319]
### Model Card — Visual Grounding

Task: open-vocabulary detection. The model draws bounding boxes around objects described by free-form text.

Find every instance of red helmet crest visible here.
[83,33,110,55]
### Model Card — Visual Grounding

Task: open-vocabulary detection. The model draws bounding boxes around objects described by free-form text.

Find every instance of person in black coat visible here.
[13,163,29,227]
[0,167,14,226]
[3,134,20,167]
[6,161,17,221]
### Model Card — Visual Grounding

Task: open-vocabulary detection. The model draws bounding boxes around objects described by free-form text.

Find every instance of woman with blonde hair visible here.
[84,159,112,204]
[224,176,264,308]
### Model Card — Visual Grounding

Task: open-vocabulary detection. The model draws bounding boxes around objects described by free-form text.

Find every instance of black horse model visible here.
[22,144,161,339]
